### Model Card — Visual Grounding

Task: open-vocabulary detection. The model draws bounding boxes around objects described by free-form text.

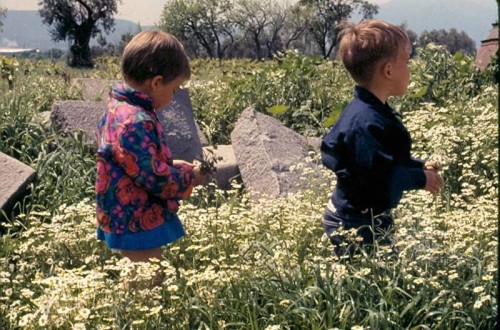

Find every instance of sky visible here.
[0,0,166,25]
[1,0,498,44]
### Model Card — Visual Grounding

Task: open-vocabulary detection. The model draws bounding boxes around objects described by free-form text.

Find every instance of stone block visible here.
[156,88,203,162]
[202,145,240,190]
[197,122,209,146]
[0,152,36,219]
[230,107,309,197]
[50,100,105,145]
[50,88,204,162]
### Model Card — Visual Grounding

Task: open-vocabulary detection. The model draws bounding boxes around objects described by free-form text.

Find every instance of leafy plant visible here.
[197,147,223,175]
[190,51,352,144]
[396,43,489,113]
[0,50,497,330]
[0,56,18,89]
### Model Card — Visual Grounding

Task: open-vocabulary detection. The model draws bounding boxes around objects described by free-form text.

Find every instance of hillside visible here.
[375,0,497,48]
[0,10,153,51]
[0,4,496,53]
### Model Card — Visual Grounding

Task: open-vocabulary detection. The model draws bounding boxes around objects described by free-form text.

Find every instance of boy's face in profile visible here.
[389,46,411,97]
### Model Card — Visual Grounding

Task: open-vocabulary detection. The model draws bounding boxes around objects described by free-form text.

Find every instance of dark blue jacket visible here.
[321,86,426,216]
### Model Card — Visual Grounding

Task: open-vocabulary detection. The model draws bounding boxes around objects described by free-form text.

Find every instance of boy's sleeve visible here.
[352,122,425,193]
[320,132,338,171]
[409,157,425,168]
[391,164,426,191]
[115,121,195,200]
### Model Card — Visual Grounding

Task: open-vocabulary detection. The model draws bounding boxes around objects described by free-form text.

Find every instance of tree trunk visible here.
[254,33,262,59]
[325,40,336,59]
[68,24,94,68]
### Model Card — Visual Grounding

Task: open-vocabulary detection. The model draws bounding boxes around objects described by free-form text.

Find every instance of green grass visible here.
[0,49,497,329]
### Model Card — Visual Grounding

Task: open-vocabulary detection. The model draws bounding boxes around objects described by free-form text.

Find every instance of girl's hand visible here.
[172,160,194,167]
[192,164,207,186]
[172,160,206,185]
[424,160,441,172]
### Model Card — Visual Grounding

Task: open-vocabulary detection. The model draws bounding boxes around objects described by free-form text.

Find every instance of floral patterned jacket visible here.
[95,83,195,235]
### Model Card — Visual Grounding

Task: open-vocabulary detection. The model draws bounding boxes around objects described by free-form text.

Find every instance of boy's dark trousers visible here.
[322,202,395,258]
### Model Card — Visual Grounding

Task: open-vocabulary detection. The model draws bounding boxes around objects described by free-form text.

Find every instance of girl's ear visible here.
[150,75,163,91]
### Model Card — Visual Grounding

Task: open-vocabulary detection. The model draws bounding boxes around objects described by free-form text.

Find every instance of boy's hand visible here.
[424,170,443,194]
[424,160,441,172]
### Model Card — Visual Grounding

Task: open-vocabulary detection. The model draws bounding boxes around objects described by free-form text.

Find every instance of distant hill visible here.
[1,4,496,52]
[374,0,498,48]
[0,10,153,51]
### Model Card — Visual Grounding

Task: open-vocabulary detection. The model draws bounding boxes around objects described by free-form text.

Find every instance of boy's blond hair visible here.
[122,30,191,84]
[338,19,409,84]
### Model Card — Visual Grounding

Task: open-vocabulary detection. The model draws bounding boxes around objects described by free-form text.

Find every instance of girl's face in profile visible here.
[150,75,187,110]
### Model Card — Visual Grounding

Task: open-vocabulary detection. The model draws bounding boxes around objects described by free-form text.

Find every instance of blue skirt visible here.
[97,214,185,250]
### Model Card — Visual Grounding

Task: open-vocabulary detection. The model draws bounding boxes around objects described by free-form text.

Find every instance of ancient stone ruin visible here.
[231,107,310,197]
[1,78,325,216]
[0,152,36,220]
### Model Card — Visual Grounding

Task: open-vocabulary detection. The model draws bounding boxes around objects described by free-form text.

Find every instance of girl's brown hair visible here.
[122,30,191,84]
[338,20,410,84]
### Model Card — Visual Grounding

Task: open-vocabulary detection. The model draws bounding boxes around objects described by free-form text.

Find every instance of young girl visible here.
[95,30,205,262]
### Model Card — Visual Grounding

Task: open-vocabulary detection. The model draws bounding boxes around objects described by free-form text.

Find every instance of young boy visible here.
[321,20,443,257]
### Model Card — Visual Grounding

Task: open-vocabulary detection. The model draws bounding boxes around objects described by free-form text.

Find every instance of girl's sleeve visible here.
[114,120,195,201]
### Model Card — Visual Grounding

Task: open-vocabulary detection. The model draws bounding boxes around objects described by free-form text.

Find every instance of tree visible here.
[282,5,309,51]
[261,1,288,58]
[0,5,6,33]
[159,0,235,59]
[116,31,134,55]
[297,0,378,59]
[232,0,298,59]
[399,23,418,57]
[232,0,278,59]
[38,0,121,67]
[419,28,476,55]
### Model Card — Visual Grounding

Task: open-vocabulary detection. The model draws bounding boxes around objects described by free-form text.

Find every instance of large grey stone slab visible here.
[197,123,209,146]
[202,145,240,189]
[50,89,203,162]
[50,100,105,145]
[157,88,203,162]
[71,77,208,145]
[0,152,36,218]
[230,107,309,197]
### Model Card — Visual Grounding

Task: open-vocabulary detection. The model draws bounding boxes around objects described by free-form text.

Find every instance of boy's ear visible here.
[382,62,393,79]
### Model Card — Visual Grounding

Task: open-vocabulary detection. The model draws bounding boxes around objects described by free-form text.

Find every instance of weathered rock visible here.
[306,136,322,152]
[156,88,203,162]
[50,100,105,145]
[71,78,115,102]
[50,88,204,162]
[230,107,309,197]
[202,145,240,189]
[0,152,36,219]
[197,123,209,146]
